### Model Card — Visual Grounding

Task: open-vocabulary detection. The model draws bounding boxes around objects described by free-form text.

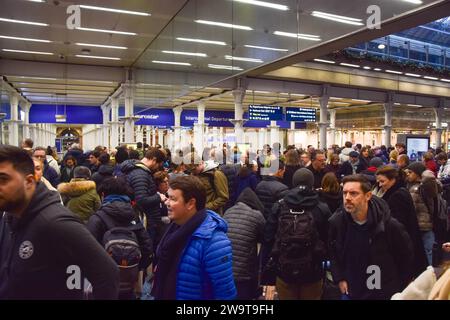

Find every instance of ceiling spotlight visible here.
[81,48,91,55]
[378,44,386,50]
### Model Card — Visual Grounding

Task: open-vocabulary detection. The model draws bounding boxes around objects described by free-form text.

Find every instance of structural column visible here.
[194,101,207,154]
[434,100,444,149]
[135,125,143,144]
[145,125,151,145]
[328,109,337,147]
[109,98,120,148]
[230,88,245,144]
[318,93,329,150]
[7,94,20,146]
[383,95,394,148]
[268,120,279,147]
[172,106,183,150]
[21,101,32,140]
[157,128,165,147]
[101,104,111,149]
[287,121,295,146]
[151,127,156,146]
[123,83,137,143]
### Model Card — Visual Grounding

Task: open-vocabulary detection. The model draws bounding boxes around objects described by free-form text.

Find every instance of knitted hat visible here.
[369,157,384,168]
[407,162,426,176]
[292,168,314,188]
[349,151,359,158]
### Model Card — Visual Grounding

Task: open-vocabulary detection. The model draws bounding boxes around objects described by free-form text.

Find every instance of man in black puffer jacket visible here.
[265,168,331,299]
[223,187,266,300]
[121,148,166,246]
[91,153,114,192]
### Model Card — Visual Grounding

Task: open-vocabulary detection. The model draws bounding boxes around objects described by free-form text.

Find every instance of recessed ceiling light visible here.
[79,5,150,16]
[424,76,438,80]
[0,35,51,43]
[377,44,386,50]
[152,60,191,66]
[244,44,288,52]
[14,76,57,80]
[401,0,423,4]
[0,17,48,26]
[75,27,136,36]
[26,0,46,2]
[75,54,121,60]
[363,66,371,70]
[405,73,421,77]
[225,55,263,63]
[176,37,227,46]
[374,68,382,71]
[232,0,288,11]
[313,58,335,64]
[340,63,360,68]
[441,78,450,82]
[311,11,364,26]
[2,49,53,55]
[195,20,253,30]
[208,64,243,71]
[274,31,321,41]
[385,69,403,74]
[76,43,127,50]
[162,50,207,57]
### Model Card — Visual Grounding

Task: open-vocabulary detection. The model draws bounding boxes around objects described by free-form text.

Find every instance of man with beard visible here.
[328,174,413,300]
[0,145,119,299]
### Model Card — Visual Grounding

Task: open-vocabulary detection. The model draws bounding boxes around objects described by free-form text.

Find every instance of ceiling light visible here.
[405,73,421,77]
[79,5,150,16]
[408,104,422,107]
[195,20,252,30]
[0,35,51,43]
[424,76,438,80]
[401,0,423,4]
[26,0,45,2]
[152,60,191,66]
[2,49,53,55]
[385,70,403,74]
[14,76,57,80]
[441,78,450,82]
[162,50,207,57]
[340,63,360,68]
[378,44,386,50]
[232,0,288,11]
[311,11,364,26]
[75,27,136,36]
[75,54,121,60]
[0,17,48,26]
[208,64,243,71]
[176,37,226,46]
[313,58,335,64]
[244,44,288,52]
[76,43,127,50]
[352,99,371,103]
[374,68,382,71]
[253,90,271,94]
[363,66,371,70]
[274,31,321,41]
[225,55,263,63]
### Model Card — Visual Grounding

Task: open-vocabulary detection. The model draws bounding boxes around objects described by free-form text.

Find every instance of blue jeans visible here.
[421,230,435,266]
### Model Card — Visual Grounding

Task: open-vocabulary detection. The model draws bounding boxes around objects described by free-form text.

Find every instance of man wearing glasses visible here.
[32,147,60,188]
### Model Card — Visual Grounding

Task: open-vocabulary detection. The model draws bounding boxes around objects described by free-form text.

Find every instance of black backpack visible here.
[271,197,326,283]
[97,213,142,294]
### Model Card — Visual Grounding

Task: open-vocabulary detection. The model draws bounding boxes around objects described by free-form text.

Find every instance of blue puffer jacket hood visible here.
[193,210,228,238]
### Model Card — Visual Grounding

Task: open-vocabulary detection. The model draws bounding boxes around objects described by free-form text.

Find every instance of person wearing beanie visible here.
[58,166,101,223]
[406,161,436,265]
[264,168,332,299]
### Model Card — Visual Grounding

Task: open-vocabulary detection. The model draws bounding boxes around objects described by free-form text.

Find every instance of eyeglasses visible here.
[33,155,45,159]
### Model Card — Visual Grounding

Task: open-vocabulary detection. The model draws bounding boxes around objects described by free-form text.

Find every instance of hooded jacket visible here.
[121,159,160,223]
[255,176,288,219]
[58,179,101,223]
[175,210,236,299]
[197,161,229,215]
[87,199,153,270]
[328,196,414,299]
[318,189,343,214]
[223,188,266,282]
[91,164,114,190]
[0,182,119,299]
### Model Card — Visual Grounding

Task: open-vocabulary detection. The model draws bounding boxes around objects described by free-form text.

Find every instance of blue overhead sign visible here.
[248,105,283,121]
[286,107,316,122]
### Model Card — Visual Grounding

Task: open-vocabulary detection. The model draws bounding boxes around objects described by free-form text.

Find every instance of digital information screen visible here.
[248,105,283,121]
[285,107,316,122]
[406,136,430,162]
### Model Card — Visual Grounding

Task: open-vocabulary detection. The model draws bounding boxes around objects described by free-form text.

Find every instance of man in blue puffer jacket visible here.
[152,175,236,300]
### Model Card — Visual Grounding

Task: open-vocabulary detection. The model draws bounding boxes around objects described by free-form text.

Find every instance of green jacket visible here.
[57,178,101,223]
[197,162,229,215]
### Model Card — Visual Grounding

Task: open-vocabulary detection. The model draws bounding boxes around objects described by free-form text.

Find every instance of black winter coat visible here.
[121,160,160,223]
[223,188,265,282]
[87,200,153,270]
[318,189,343,214]
[282,164,302,189]
[255,176,288,219]
[381,182,428,278]
[328,196,414,299]
[0,182,119,299]
[92,164,114,191]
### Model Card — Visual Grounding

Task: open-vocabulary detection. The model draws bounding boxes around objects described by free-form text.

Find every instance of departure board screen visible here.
[248,105,283,121]
[286,107,316,122]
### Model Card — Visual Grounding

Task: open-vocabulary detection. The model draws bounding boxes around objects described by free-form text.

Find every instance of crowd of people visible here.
[0,138,449,300]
